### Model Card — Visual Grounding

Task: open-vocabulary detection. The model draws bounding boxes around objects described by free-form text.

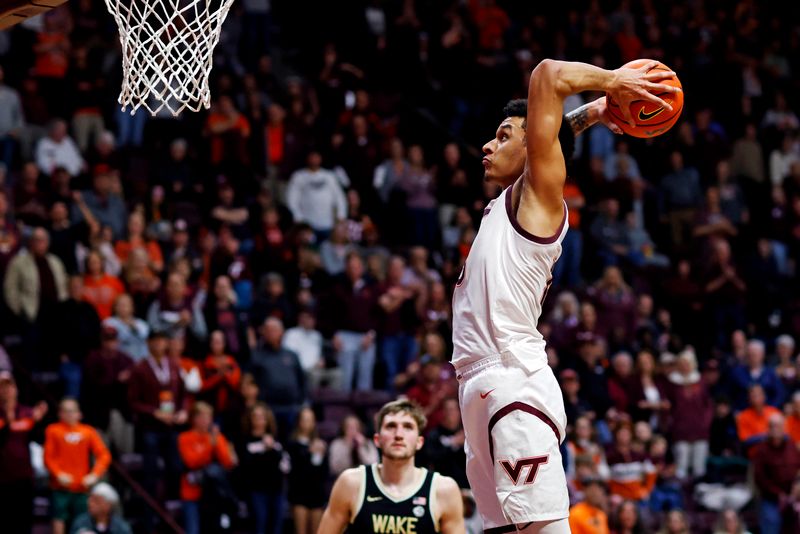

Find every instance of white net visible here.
[103,0,235,116]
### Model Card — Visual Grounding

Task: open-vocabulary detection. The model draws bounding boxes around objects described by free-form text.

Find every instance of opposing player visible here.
[318,400,464,533]
[452,60,680,533]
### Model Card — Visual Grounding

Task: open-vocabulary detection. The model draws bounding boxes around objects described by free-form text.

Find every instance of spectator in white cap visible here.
[70,482,132,534]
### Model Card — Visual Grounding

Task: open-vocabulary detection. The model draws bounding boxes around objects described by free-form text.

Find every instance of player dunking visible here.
[318,400,464,533]
[452,59,680,533]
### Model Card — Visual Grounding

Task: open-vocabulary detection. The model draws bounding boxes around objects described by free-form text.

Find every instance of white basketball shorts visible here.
[456,354,569,532]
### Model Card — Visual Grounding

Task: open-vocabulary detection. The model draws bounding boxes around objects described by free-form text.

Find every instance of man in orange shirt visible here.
[44,398,111,534]
[178,401,237,534]
[736,384,782,455]
[569,478,610,534]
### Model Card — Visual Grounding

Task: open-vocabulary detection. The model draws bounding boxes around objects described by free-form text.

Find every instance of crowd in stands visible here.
[1,0,800,533]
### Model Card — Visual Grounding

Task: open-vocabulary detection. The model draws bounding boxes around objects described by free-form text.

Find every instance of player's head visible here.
[481,99,527,187]
[374,400,426,460]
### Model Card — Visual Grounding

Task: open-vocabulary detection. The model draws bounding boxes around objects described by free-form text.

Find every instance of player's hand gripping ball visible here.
[606,59,683,138]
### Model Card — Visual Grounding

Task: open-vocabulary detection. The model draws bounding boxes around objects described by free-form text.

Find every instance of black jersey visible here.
[347,464,439,534]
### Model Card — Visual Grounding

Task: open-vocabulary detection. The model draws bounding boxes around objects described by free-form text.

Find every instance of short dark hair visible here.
[503,99,527,129]
[375,400,427,433]
[503,98,576,159]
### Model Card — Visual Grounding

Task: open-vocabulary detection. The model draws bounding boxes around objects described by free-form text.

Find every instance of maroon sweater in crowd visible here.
[0,405,35,483]
[127,357,186,432]
[753,437,800,501]
[328,277,378,333]
[665,376,714,442]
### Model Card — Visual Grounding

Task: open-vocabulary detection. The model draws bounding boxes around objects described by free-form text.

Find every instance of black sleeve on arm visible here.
[558,115,576,161]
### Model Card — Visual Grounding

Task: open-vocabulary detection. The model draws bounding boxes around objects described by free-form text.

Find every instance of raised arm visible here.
[525,59,678,209]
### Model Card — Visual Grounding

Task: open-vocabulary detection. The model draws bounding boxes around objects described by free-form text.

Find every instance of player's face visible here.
[375,412,423,460]
[482,117,526,187]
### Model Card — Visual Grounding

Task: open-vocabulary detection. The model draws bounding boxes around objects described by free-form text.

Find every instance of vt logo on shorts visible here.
[499,455,549,485]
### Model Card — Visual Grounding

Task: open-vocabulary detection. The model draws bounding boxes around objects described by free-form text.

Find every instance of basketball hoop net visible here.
[103,0,235,116]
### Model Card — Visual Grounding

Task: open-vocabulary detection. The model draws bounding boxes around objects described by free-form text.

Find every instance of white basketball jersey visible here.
[452,181,568,373]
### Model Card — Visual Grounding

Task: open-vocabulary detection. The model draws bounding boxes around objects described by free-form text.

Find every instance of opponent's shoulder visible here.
[337,465,366,491]
[433,473,461,500]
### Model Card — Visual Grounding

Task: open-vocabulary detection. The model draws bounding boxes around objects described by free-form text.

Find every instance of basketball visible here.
[606,59,684,138]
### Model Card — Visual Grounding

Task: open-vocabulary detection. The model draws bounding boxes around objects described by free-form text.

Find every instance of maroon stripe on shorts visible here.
[484,523,524,533]
[488,401,561,462]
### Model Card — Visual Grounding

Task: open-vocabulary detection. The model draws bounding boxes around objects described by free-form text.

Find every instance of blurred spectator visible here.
[146,272,207,342]
[648,434,683,512]
[0,66,25,168]
[249,317,306,436]
[787,392,800,445]
[606,423,656,503]
[328,414,378,476]
[0,371,48,534]
[736,385,782,454]
[782,476,800,534]
[406,355,457,432]
[319,220,356,276]
[396,144,439,248]
[203,275,246,360]
[168,334,203,397]
[373,137,409,204]
[628,349,669,427]
[730,123,765,189]
[35,119,85,177]
[604,139,641,183]
[568,477,609,534]
[282,307,332,389]
[769,133,800,188]
[81,250,125,320]
[67,46,104,152]
[609,500,646,534]
[286,150,347,243]
[44,398,111,534]
[712,508,752,534]
[178,401,237,534]
[587,267,637,347]
[561,369,594,425]
[424,397,468,488]
[114,212,164,274]
[704,239,747,347]
[752,413,800,534]
[237,402,289,534]
[69,482,132,534]
[56,276,101,395]
[552,176,585,288]
[71,167,127,239]
[4,227,68,367]
[729,340,784,410]
[201,330,242,419]
[656,510,691,534]
[665,348,713,480]
[103,293,149,361]
[204,95,251,168]
[566,415,610,483]
[607,352,634,413]
[326,252,378,392]
[659,151,702,250]
[287,407,327,534]
[377,255,421,390]
[127,331,187,528]
[82,325,134,454]
[589,198,628,267]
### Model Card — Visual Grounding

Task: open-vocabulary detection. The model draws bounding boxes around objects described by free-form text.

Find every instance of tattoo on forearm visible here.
[566,103,593,135]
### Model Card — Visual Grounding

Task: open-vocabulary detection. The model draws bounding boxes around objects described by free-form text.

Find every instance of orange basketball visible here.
[606,59,684,139]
